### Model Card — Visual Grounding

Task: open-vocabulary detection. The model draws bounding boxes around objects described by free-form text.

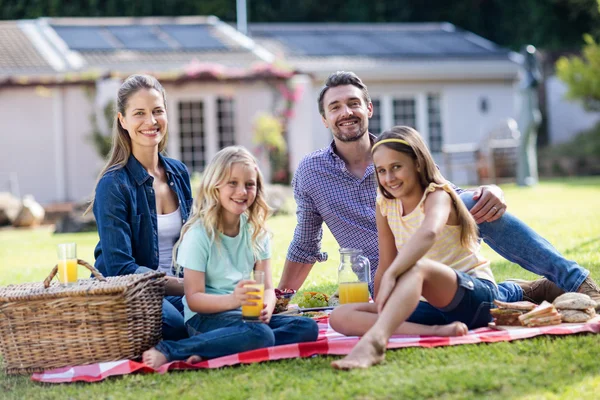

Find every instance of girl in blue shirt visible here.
[143,146,318,369]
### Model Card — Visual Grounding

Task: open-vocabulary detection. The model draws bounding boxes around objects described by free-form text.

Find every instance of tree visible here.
[556,0,600,111]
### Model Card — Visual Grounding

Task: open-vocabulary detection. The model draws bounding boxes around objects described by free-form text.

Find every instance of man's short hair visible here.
[318,71,371,116]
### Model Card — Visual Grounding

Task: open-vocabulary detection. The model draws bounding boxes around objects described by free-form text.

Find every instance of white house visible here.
[0,17,522,205]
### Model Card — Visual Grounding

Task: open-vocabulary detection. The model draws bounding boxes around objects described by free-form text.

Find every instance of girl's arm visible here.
[373,204,398,298]
[385,189,453,279]
[255,258,276,323]
[184,269,255,314]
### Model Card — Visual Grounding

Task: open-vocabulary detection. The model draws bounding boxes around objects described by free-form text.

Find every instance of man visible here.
[278,71,600,305]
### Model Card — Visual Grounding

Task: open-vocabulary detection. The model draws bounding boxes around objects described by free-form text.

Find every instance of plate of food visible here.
[296,291,330,309]
[278,291,335,316]
[300,311,329,319]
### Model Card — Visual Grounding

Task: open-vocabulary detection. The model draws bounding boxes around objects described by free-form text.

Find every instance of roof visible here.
[249,23,521,80]
[0,16,276,81]
[250,23,511,59]
[0,22,56,76]
[0,18,520,83]
[45,16,271,71]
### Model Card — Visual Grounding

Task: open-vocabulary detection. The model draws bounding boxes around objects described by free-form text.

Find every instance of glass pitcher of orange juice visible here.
[338,248,371,304]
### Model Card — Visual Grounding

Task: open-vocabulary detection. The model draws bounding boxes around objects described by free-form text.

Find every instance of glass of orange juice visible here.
[242,270,265,322]
[57,243,78,284]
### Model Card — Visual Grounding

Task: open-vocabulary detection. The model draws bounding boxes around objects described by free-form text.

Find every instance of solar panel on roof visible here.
[269,28,507,57]
[422,32,486,54]
[160,25,226,50]
[107,26,171,50]
[326,32,394,56]
[377,32,439,55]
[276,33,346,56]
[52,26,115,51]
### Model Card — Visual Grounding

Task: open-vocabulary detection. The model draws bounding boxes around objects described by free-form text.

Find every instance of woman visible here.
[87,74,192,341]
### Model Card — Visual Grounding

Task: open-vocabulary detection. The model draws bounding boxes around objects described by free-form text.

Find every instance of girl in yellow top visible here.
[330,126,498,370]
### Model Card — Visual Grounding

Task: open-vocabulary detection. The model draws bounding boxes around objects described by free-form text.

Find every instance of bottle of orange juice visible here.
[57,243,78,284]
[338,248,371,304]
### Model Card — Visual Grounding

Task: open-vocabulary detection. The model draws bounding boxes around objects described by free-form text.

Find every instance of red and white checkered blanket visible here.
[32,316,600,383]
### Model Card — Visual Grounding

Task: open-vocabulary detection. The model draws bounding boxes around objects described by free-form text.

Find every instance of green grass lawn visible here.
[1,177,599,399]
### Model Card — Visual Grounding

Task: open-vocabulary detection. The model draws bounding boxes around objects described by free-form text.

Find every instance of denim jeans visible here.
[155,310,319,362]
[407,271,498,329]
[459,192,589,302]
[135,267,188,341]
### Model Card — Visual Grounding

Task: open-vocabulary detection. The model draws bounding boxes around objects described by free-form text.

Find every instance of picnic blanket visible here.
[32,316,600,383]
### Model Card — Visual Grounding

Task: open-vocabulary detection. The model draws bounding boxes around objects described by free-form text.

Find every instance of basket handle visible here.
[43,259,107,288]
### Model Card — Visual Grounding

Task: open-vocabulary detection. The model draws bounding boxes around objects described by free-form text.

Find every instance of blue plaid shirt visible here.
[287,137,380,285]
[287,135,463,288]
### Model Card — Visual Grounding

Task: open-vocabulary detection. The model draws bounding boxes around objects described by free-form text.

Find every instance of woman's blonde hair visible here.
[84,74,168,215]
[372,126,478,248]
[173,146,270,272]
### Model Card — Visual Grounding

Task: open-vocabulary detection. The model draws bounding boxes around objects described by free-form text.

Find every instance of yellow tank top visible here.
[377,182,496,285]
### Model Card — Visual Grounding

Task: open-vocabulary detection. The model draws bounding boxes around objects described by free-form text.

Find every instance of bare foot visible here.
[142,348,168,369]
[432,322,468,337]
[186,355,202,364]
[331,332,387,370]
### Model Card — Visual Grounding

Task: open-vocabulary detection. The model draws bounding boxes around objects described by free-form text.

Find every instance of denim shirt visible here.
[93,154,193,277]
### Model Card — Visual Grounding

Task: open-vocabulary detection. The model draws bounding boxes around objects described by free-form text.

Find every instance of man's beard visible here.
[331,121,368,143]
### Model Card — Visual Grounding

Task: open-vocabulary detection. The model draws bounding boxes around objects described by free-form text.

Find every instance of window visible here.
[217,97,235,149]
[392,98,416,128]
[427,94,443,153]
[178,101,206,172]
[369,98,382,136]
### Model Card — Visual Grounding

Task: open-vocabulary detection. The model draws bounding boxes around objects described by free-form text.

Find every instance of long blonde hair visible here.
[373,126,478,248]
[173,146,270,271]
[84,74,168,215]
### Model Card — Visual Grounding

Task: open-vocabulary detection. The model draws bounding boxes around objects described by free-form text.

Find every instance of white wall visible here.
[0,85,104,205]
[546,75,600,144]
[442,82,516,145]
[287,75,319,173]
[63,86,105,202]
[0,87,56,204]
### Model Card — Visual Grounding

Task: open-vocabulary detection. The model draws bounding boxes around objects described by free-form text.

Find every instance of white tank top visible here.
[156,207,182,276]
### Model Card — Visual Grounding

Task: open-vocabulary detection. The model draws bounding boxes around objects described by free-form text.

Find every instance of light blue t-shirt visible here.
[177,214,271,322]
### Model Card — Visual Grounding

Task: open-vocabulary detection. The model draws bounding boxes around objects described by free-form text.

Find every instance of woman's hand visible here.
[232,279,261,307]
[376,272,398,314]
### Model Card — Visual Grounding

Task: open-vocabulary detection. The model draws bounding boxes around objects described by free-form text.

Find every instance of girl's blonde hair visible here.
[173,146,270,272]
[372,126,478,249]
[85,74,168,215]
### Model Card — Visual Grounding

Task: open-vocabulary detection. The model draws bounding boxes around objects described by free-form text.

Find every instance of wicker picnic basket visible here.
[0,259,166,375]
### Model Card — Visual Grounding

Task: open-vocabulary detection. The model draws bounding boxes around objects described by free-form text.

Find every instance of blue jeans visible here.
[155,310,319,362]
[135,267,188,341]
[407,271,498,329]
[459,192,589,302]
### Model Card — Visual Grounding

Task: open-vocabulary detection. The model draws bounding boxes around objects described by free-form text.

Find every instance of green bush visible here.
[539,121,600,176]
